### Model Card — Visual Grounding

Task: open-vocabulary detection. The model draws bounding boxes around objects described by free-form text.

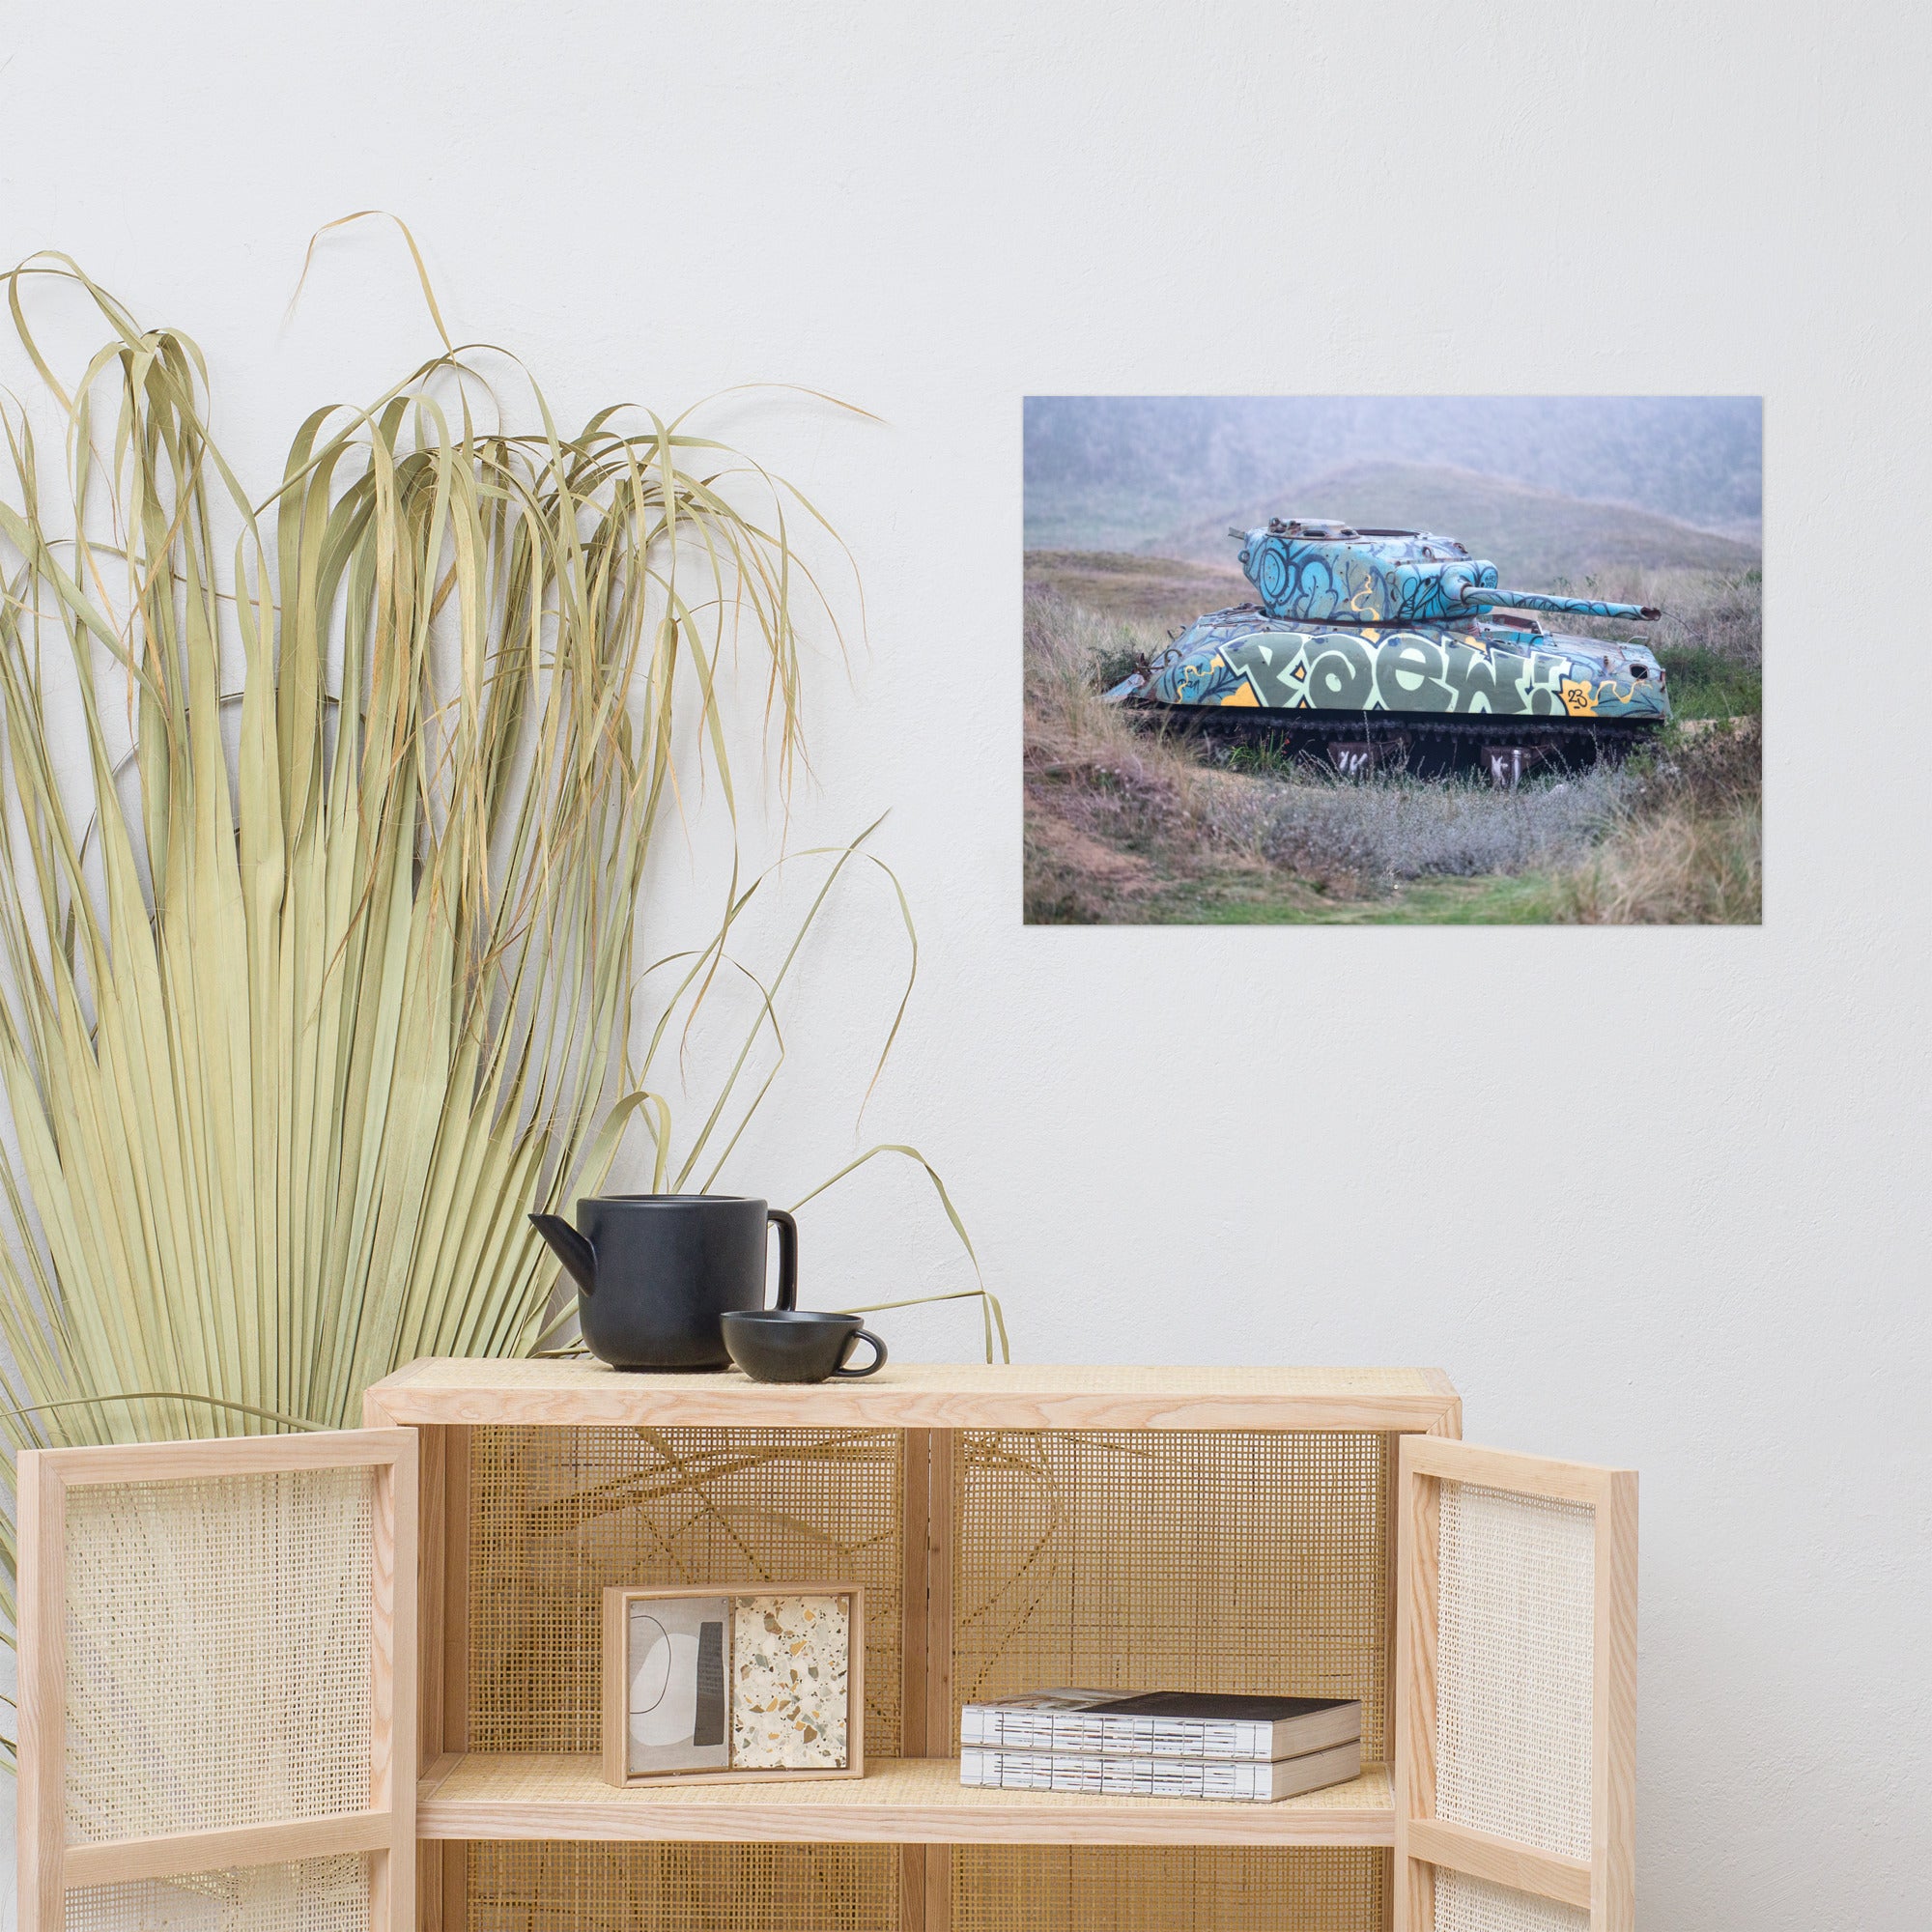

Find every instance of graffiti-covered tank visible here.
[1106,519,1670,779]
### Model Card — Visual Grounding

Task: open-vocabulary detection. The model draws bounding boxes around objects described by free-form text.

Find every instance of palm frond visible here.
[0,245,1002,1769]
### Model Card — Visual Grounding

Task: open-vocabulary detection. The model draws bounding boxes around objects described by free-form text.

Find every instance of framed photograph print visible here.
[601,1583,865,1787]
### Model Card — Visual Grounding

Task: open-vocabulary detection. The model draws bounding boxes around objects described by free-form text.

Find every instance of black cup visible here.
[721,1310,888,1384]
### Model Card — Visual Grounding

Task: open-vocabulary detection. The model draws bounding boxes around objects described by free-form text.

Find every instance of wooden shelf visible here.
[366,1357,1461,1434]
[416,1753,1395,1848]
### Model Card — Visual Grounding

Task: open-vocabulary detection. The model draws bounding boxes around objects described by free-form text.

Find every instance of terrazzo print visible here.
[730,1594,850,1770]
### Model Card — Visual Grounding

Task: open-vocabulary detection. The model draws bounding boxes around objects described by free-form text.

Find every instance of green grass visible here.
[1659,646,1762,721]
[1115,867,1577,925]
[1224,740,1299,781]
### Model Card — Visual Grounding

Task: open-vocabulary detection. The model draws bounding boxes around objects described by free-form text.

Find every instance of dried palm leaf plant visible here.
[0,232,1002,1764]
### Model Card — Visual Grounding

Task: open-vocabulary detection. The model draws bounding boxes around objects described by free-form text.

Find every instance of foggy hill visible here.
[1023,395,1763,551]
[1151,462,1761,584]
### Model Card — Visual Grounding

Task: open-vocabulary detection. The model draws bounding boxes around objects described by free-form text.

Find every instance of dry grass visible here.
[1551,563,1762,665]
[1244,765,1634,895]
[1557,722,1762,923]
[1022,592,1215,920]
[1021,551,1250,631]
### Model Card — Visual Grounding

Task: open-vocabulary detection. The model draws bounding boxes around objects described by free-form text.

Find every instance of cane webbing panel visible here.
[953,1431,1392,1759]
[952,1847,1387,1931]
[1435,1481,1595,1861]
[469,1426,902,1756]
[466,1841,897,1932]
[63,1855,370,1932]
[1434,1870,1589,1932]
[62,1469,375,1842]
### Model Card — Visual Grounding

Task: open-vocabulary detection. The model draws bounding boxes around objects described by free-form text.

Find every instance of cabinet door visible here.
[17,1429,417,1932]
[1395,1437,1636,1932]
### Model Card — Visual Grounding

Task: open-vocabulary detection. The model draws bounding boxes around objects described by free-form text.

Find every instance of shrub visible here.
[1557,722,1761,923]
[1253,767,1634,895]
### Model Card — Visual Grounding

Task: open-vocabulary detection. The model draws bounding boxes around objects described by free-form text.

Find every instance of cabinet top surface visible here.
[364,1357,1460,1431]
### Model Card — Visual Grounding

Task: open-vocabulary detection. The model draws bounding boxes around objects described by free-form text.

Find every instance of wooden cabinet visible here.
[17,1363,1634,1932]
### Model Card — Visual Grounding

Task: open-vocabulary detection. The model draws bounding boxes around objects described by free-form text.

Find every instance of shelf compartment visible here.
[464,1424,907,1758]
[952,1428,1394,1761]
[416,1754,1394,1848]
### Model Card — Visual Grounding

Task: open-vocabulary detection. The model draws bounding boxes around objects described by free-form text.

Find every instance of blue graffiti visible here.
[1235,525,1658,628]
[1123,608,1670,724]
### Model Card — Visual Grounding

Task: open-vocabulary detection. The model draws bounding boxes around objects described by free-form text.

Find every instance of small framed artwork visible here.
[601,1583,865,1787]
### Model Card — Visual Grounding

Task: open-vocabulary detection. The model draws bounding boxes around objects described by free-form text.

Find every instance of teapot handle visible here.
[767,1208,798,1311]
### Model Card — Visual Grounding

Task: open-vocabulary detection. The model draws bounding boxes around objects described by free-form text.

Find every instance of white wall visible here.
[5,3,1928,1926]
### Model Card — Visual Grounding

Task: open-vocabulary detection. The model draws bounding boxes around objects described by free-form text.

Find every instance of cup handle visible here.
[767,1208,798,1311]
[832,1328,887,1378]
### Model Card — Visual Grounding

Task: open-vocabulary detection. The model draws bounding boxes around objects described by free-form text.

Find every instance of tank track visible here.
[1142,704,1662,773]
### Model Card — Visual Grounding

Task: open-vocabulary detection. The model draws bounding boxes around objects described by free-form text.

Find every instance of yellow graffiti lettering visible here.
[1219,682,1261,707]
[1559,679,1598,718]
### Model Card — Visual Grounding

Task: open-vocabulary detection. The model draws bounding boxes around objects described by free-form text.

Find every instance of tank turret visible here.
[1234,519,1660,627]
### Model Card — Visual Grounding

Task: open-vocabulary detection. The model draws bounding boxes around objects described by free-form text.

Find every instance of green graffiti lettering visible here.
[1225,637,1310,708]
[1524,652,1569,716]
[1305,634,1375,708]
[1375,635,1453,712]
[1443,643,1530,715]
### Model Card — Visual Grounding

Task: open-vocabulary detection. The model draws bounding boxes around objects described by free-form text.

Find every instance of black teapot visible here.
[529,1194,797,1371]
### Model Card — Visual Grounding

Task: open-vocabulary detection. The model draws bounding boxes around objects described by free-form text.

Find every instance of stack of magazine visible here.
[958,1689,1362,1804]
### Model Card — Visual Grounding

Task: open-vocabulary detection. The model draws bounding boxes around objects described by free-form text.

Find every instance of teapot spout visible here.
[529,1212,598,1295]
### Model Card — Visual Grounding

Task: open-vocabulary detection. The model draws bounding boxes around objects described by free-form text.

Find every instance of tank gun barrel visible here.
[1460,586,1662,621]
